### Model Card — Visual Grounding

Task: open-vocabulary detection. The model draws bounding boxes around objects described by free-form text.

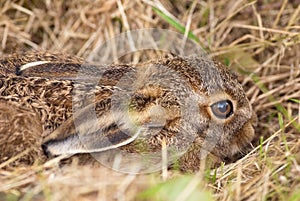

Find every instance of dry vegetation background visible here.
[0,0,300,200]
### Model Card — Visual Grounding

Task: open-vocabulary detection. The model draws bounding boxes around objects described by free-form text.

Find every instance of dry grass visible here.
[0,0,300,200]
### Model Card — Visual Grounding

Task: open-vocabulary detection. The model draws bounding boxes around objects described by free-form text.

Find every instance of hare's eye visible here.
[210,100,233,119]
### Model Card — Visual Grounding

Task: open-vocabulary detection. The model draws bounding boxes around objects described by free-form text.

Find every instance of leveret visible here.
[0,52,256,171]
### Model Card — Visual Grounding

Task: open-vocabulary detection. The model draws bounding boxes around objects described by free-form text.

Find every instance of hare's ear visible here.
[42,99,141,157]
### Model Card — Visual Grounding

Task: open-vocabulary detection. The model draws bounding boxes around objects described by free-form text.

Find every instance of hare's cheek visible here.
[230,121,255,155]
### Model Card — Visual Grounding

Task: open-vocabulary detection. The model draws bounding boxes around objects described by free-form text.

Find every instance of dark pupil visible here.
[210,100,233,119]
[218,102,228,113]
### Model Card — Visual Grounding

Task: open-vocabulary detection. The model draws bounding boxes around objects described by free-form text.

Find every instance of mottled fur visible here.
[0,52,256,171]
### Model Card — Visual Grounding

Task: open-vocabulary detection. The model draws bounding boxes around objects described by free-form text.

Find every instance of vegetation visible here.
[0,0,299,200]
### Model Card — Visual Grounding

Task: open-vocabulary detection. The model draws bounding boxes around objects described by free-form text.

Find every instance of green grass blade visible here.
[289,98,300,103]
[152,7,201,45]
[252,74,300,132]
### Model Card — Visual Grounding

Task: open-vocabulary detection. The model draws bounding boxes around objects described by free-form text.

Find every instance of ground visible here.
[0,0,300,200]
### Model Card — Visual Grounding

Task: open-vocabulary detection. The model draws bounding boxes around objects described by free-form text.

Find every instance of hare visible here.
[0,52,256,172]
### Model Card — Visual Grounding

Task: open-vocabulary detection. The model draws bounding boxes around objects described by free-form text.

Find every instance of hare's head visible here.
[40,55,256,171]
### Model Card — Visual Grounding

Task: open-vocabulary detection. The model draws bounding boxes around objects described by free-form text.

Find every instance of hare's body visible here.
[0,52,256,171]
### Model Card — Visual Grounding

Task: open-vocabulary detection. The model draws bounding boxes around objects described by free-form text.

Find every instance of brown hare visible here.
[0,52,256,172]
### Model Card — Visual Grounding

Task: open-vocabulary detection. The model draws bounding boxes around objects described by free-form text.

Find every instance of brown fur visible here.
[0,101,45,165]
[0,52,257,171]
